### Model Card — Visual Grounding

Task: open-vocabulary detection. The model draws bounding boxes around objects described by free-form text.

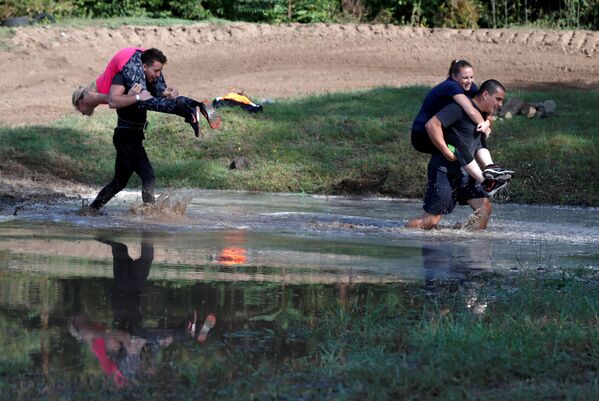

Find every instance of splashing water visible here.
[128,192,193,220]
[2,189,599,277]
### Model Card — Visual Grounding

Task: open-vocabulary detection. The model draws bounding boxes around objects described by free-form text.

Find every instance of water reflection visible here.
[68,233,216,387]
[420,241,493,315]
[213,231,249,266]
[422,240,492,282]
[0,233,398,389]
[1,191,599,395]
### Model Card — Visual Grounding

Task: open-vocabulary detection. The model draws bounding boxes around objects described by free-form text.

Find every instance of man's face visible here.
[481,88,505,114]
[143,60,163,83]
[452,66,474,91]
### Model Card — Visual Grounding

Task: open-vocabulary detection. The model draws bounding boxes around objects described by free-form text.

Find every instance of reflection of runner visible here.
[68,313,145,388]
[72,47,220,136]
[98,236,153,333]
[100,234,216,345]
[421,241,492,313]
[70,235,157,386]
[68,233,217,387]
[421,241,491,281]
[187,310,217,343]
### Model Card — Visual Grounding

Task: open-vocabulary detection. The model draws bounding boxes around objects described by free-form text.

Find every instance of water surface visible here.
[1,190,598,390]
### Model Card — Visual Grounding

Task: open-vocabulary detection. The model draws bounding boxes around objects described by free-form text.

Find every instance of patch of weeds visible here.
[0,27,15,51]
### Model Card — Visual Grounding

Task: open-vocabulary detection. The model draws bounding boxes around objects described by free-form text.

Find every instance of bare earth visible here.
[0,23,598,203]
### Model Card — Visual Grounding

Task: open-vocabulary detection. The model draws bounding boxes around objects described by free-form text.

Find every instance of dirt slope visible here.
[1,23,598,126]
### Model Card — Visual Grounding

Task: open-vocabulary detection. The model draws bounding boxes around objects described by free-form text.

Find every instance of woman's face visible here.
[76,91,95,116]
[452,66,474,91]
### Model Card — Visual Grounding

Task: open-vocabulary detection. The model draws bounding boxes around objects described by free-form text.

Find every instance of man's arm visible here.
[84,89,108,106]
[425,116,457,162]
[107,84,151,109]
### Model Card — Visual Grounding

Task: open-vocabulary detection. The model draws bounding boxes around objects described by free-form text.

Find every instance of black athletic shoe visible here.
[483,164,514,181]
[482,178,508,196]
[188,106,201,137]
[199,99,221,129]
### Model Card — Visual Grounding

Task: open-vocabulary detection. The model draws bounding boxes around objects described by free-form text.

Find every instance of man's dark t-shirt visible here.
[111,72,147,125]
[430,101,487,174]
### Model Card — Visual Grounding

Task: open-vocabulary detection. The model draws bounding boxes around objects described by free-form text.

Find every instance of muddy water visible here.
[1,190,598,388]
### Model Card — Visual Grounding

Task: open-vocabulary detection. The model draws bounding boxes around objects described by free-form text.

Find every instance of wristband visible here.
[135,94,140,102]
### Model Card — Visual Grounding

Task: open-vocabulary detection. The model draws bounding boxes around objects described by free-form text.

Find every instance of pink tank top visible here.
[95,47,144,94]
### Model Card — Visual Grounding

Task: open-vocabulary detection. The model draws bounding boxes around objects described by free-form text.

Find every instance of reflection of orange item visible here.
[217,247,247,266]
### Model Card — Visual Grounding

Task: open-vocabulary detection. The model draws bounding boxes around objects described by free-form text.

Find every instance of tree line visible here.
[2,0,597,30]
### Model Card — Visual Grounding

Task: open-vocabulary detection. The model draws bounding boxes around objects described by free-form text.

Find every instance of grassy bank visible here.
[1,267,598,400]
[213,268,599,401]
[1,86,597,205]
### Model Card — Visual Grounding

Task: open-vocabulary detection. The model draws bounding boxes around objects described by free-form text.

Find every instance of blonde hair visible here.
[72,85,86,108]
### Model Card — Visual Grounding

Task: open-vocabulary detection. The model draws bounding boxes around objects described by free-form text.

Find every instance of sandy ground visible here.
[0,23,598,205]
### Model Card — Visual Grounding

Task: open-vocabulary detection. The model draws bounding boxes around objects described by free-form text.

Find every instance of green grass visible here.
[47,16,230,29]
[1,86,598,205]
[490,88,599,205]
[1,267,598,400]
[2,16,231,29]
[0,27,15,50]
[145,268,599,401]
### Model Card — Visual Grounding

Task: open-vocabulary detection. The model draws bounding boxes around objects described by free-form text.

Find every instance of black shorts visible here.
[412,129,475,167]
[423,163,488,215]
[411,129,439,154]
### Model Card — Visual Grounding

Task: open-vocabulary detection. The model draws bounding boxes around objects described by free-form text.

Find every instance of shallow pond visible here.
[1,190,598,390]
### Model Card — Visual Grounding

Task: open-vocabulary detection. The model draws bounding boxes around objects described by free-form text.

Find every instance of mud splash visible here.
[128,192,193,219]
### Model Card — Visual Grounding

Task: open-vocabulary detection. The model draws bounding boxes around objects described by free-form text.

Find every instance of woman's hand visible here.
[138,90,152,101]
[443,148,457,162]
[477,119,492,137]
[164,87,179,99]
[127,83,143,95]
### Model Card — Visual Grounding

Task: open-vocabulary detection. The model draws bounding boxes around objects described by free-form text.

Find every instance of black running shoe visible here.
[482,178,508,196]
[483,164,514,181]
[199,99,221,129]
[188,106,201,137]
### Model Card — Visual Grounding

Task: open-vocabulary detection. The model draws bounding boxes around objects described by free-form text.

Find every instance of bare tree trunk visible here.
[491,0,497,28]
[504,0,508,27]
[288,0,292,19]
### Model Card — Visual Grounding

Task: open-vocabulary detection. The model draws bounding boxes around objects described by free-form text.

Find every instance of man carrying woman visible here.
[72,47,220,137]
[407,79,509,230]
[411,59,514,189]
